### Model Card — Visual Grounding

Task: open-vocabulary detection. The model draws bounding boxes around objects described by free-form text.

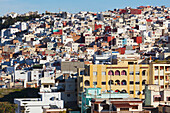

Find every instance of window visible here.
[135,81,140,84]
[85,71,89,76]
[102,104,109,110]
[167,97,170,101]
[93,82,97,85]
[136,91,141,95]
[115,80,120,85]
[130,91,134,94]
[94,104,98,111]
[130,81,134,84]
[121,70,127,75]
[115,70,120,76]
[135,72,140,75]
[142,90,145,95]
[44,85,48,88]
[108,80,114,85]
[142,70,146,76]
[154,97,161,101]
[121,90,127,93]
[93,72,97,76]
[102,71,106,75]
[128,62,134,65]
[67,94,70,97]
[108,70,114,75]
[129,72,134,75]
[102,82,106,85]
[120,108,129,111]
[34,75,36,77]
[50,97,55,101]
[80,71,84,75]
[132,106,138,109]
[39,74,41,78]
[115,89,120,92]
[84,80,90,86]
[142,80,146,85]
[121,80,127,85]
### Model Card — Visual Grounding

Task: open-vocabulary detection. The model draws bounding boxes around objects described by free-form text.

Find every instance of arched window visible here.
[121,80,127,85]
[115,70,120,75]
[142,80,146,85]
[84,80,90,86]
[108,80,114,85]
[115,80,120,85]
[137,91,141,95]
[121,89,127,93]
[115,89,120,92]
[108,70,114,76]
[121,70,127,75]
[142,89,145,95]
[142,70,146,76]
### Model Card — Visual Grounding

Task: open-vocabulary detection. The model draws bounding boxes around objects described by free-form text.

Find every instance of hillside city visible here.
[0,5,170,113]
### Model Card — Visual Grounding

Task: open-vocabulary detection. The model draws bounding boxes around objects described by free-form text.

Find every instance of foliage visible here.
[0,88,39,103]
[0,15,40,30]
[0,102,17,113]
[0,88,39,113]
[0,88,22,98]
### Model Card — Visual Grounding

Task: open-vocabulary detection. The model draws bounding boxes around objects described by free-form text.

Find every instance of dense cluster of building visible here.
[0,5,170,113]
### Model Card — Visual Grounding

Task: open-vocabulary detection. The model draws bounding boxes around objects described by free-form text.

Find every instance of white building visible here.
[8,28,19,35]
[85,36,95,45]
[19,22,27,31]
[71,43,79,52]
[24,34,35,42]
[14,92,64,113]
[145,85,170,108]
[86,48,95,56]
[5,12,18,18]
[91,98,145,112]
[1,29,8,37]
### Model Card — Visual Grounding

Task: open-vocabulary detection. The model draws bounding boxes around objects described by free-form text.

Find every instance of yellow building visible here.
[78,60,149,99]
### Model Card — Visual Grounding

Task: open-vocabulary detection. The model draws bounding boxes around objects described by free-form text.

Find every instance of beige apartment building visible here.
[78,60,149,99]
[78,60,170,100]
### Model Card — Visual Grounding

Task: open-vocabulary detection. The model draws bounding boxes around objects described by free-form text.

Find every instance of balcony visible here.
[40,88,52,93]
[160,80,164,85]
[14,98,64,107]
[94,54,110,60]
[155,70,158,75]
[160,70,164,75]
[154,80,158,84]
[154,70,164,76]
[40,77,55,84]
[165,71,170,74]
[165,81,169,84]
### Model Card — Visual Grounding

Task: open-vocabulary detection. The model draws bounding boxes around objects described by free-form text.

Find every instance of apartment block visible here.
[149,62,170,89]
[78,61,149,99]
